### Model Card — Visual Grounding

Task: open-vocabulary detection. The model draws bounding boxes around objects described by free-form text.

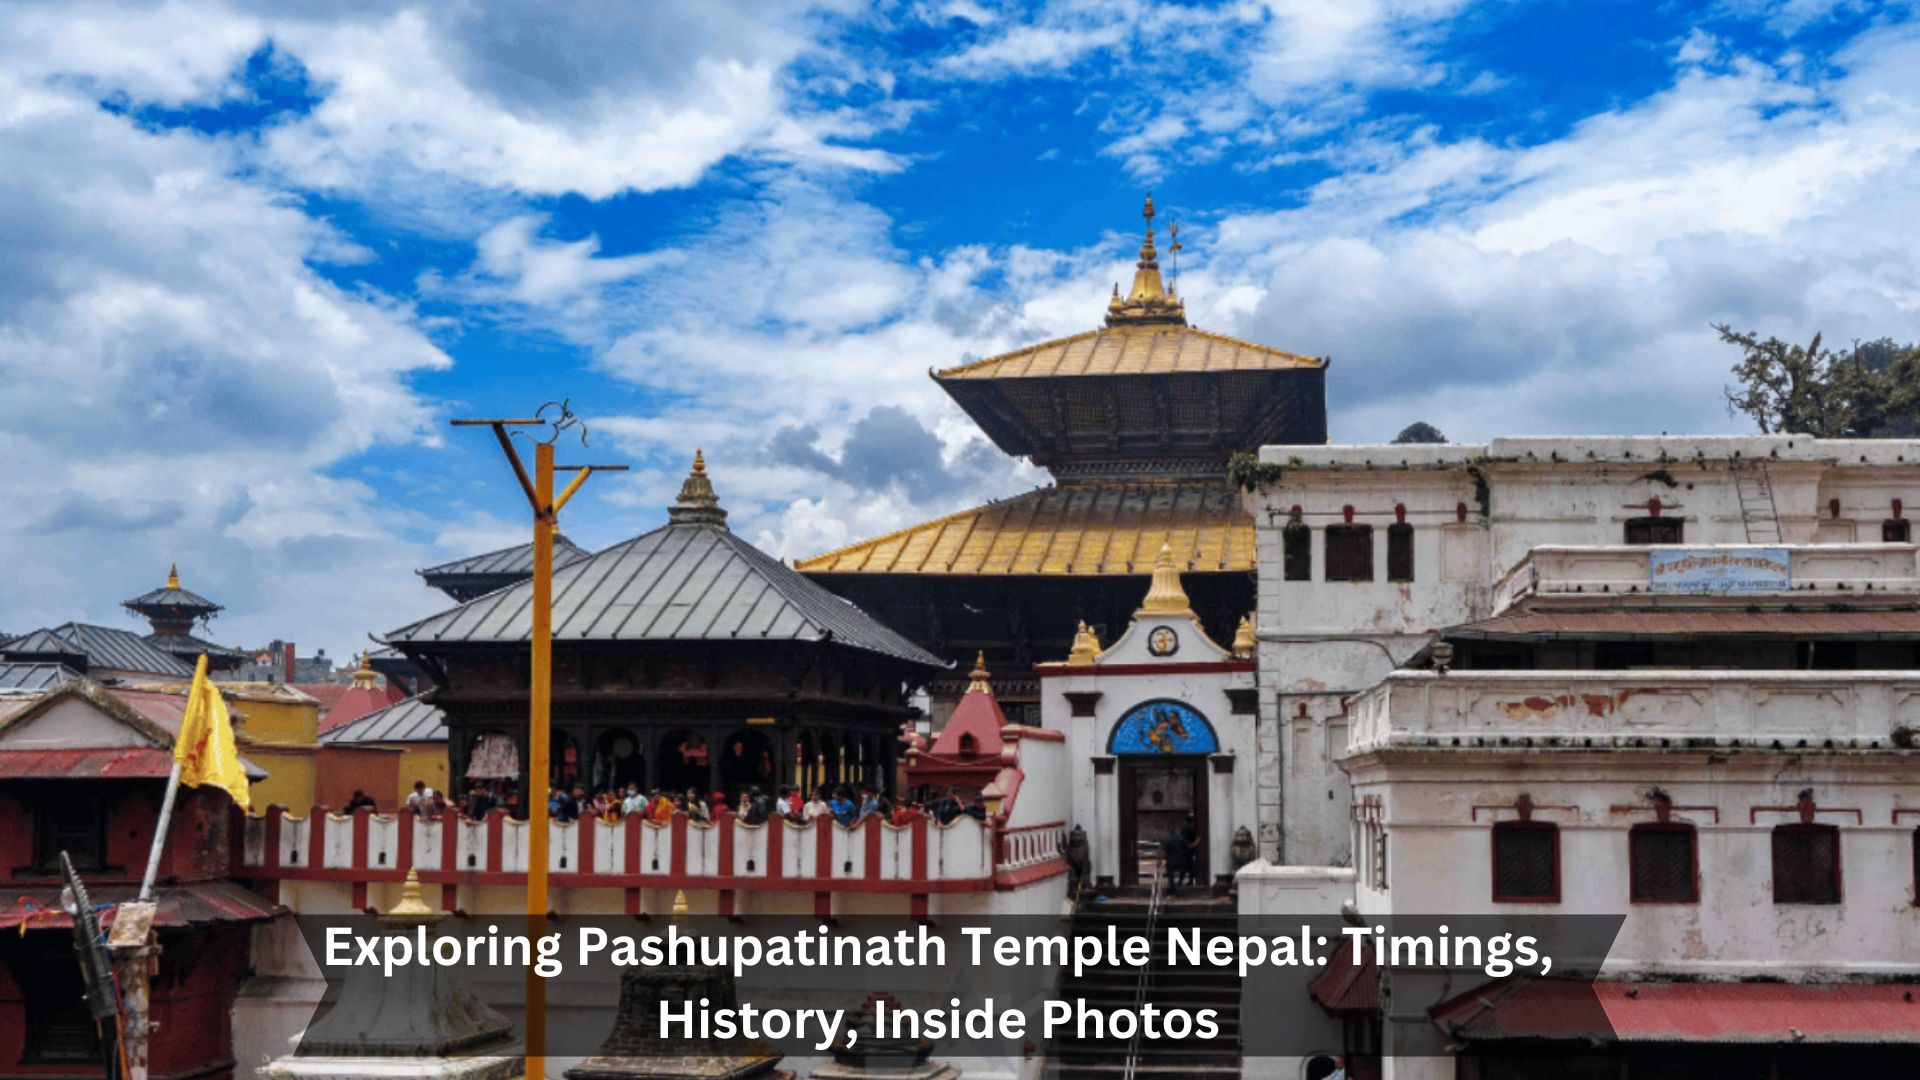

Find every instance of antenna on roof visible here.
[1168,221,1182,298]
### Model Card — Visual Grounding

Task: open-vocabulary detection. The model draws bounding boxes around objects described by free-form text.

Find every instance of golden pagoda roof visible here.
[794,479,1254,576]
[934,324,1321,381]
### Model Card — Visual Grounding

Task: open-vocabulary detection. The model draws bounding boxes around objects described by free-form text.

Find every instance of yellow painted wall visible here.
[391,743,450,806]
[224,684,322,809]
[246,747,317,810]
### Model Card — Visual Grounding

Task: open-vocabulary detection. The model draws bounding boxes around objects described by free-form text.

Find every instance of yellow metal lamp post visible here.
[452,402,625,1080]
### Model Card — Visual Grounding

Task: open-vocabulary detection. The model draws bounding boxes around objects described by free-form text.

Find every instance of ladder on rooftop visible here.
[1732,459,1783,544]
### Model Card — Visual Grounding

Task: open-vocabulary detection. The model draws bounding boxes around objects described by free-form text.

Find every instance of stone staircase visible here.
[1044,889,1242,1079]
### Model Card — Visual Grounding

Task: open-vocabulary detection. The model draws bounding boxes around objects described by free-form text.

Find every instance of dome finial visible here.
[1232,614,1256,657]
[1136,542,1196,619]
[351,651,378,688]
[166,564,181,590]
[966,651,992,695]
[1105,195,1186,327]
[1067,620,1103,665]
[668,450,729,527]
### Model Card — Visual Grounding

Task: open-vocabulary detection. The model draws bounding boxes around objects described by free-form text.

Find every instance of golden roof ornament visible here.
[966,651,993,694]
[668,448,729,527]
[382,868,440,924]
[1136,542,1196,619]
[1067,620,1102,665]
[351,651,378,688]
[1232,614,1256,658]
[166,564,181,590]
[1105,194,1187,328]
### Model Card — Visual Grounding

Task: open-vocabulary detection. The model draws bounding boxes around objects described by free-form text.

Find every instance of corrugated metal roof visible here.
[0,882,281,930]
[0,746,180,778]
[146,632,249,660]
[1432,979,1920,1044]
[1451,608,1920,640]
[1307,944,1378,1013]
[0,662,80,690]
[2,622,194,677]
[934,324,1322,380]
[419,534,588,578]
[796,479,1254,576]
[320,694,447,745]
[389,522,945,668]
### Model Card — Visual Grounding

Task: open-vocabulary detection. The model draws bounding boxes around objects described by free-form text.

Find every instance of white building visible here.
[1240,435,1920,1078]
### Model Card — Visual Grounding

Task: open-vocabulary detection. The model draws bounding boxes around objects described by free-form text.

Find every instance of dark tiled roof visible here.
[123,585,221,614]
[320,694,447,745]
[2,622,195,678]
[419,534,589,579]
[388,522,946,668]
[0,663,80,690]
[146,632,249,661]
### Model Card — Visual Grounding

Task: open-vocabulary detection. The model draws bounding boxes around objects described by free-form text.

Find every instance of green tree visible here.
[1720,324,1920,437]
[1392,421,1447,444]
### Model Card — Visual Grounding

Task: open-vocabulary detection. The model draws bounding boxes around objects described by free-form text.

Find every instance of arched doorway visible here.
[591,729,646,792]
[1109,700,1220,887]
[656,729,710,795]
[720,729,775,795]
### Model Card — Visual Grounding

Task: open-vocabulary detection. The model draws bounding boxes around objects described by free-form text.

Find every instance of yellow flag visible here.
[175,654,251,812]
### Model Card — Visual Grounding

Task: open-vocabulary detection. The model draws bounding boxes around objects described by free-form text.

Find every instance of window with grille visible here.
[1624,517,1684,544]
[1386,523,1414,582]
[1886,518,1912,543]
[1629,824,1697,903]
[1491,822,1559,902]
[1371,825,1389,890]
[1772,824,1841,904]
[32,795,106,874]
[1324,525,1374,582]
[1283,524,1311,581]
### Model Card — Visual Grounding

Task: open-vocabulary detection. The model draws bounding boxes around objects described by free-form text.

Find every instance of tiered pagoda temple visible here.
[123,565,249,672]
[799,197,1328,722]
[385,454,946,806]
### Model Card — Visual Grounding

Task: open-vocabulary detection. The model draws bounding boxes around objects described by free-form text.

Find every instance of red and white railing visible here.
[236,805,1067,917]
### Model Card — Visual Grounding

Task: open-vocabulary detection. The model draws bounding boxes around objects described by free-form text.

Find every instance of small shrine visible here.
[123,565,249,672]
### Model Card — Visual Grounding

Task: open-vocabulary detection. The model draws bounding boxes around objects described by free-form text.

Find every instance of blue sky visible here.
[4,0,1919,658]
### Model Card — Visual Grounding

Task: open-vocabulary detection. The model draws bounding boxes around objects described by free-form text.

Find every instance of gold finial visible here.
[1067,620,1102,665]
[351,651,378,688]
[1232,614,1256,657]
[1105,195,1186,327]
[966,651,992,694]
[385,868,438,920]
[669,450,728,527]
[671,888,690,920]
[166,564,181,590]
[1136,542,1196,619]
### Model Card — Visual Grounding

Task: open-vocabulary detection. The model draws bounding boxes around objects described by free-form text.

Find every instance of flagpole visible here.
[136,759,183,903]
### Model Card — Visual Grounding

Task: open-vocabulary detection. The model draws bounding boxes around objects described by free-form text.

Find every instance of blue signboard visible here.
[1109,699,1219,755]
[1649,548,1791,594]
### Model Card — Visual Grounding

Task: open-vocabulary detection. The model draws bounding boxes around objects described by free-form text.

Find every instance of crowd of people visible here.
[345,778,992,829]
[540,782,991,828]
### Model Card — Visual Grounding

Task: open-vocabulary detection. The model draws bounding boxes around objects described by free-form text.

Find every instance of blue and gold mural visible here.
[1108,699,1219,755]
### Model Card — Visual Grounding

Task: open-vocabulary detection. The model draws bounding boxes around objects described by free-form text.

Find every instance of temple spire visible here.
[966,651,993,695]
[1136,542,1196,619]
[166,564,181,590]
[1105,194,1187,327]
[668,448,729,527]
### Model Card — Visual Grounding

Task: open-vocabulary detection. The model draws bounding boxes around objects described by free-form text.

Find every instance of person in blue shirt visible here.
[829,788,857,827]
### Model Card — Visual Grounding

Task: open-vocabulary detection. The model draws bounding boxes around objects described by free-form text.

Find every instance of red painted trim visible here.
[1626,822,1699,905]
[719,889,736,918]
[718,814,735,879]
[1001,726,1065,743]
[766,814,784,881]
[864,815,883,880]
[1607,803,1720,824]
[264,806,285,874]
[1489,821,1560,904]
[911,814,928,881]
[670,812,688,877]
[485,808,506,873]
[396,810,416,875]
[814,891,831,920]
[229,804,247,878]
[625,814,643,876]
[239,863,1000,894]
[816,818,834,880]
[351,808,370,871]
[994,859,1070,889]
[1036,660,1255,679]
[577,817,597,874]
[911,894,929,921]
[439,882,456,911]
[1748,805,1863,824]
[624,887,642,917]
[308,811,326,868]
[352,880,370,912]
[440,809,458,873]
